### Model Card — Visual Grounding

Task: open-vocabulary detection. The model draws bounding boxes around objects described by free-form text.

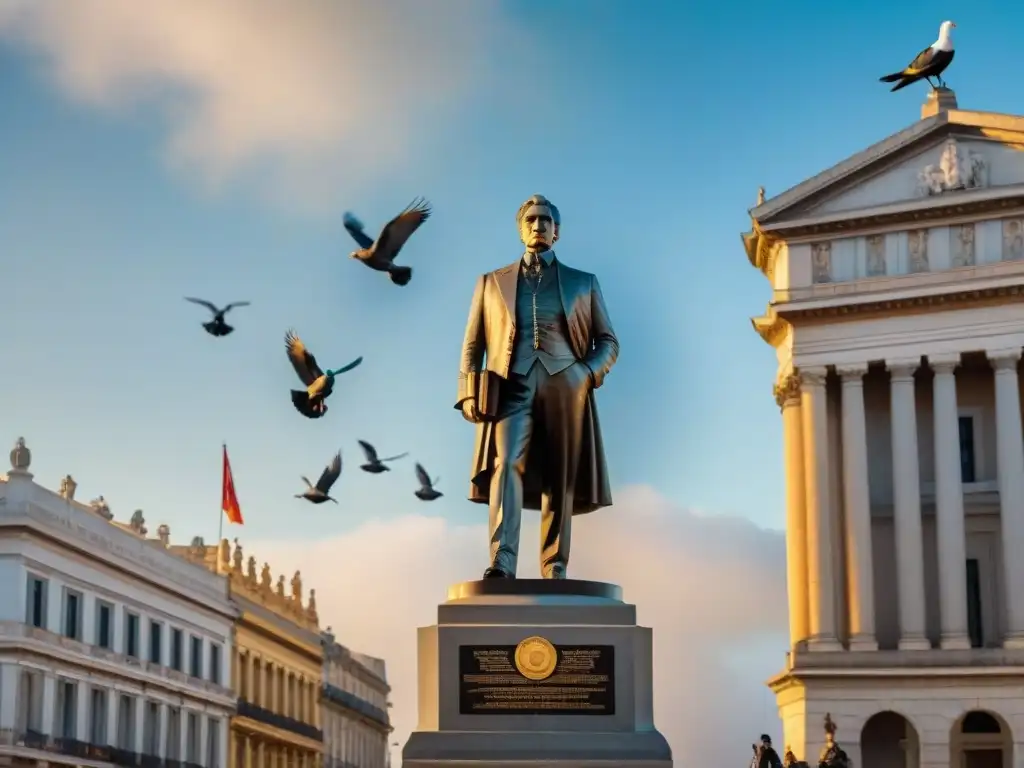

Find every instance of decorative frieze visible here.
[811,243,832,283]
[866,235,886,277]
[908,229,929,273]
[1004,219,1024,260]
[951,224,975,267]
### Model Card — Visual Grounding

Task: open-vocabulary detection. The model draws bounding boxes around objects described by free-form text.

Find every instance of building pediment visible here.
[751,109,1024,233]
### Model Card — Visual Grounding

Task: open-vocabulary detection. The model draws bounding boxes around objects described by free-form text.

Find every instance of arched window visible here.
[961,711,1002,734]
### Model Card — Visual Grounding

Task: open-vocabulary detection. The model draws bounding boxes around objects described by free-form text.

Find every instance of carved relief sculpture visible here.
[908,229,929,273]
[866,234,886,277]
[59,475,77,501]
[1003,219,1024,261]
[260,563,272,591]
[232,540,243,573]
[918,137,988,196]
[246,555,257,582]
[952,223,975,267]
[811,242,832,283]
[129,509,147,536]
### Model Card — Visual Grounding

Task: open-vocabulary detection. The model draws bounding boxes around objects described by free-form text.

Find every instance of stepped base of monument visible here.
[402,730,672,767]
[401,579,673,768]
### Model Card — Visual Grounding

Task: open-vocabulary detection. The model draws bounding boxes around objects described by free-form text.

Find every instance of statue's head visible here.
[516,194,560,253]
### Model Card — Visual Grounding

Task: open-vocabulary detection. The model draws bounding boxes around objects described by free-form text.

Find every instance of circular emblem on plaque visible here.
[514,635,558,680]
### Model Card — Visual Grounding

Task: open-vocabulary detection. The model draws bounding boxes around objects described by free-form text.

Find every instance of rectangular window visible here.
[967,557,984,648]
[56,679,76,739]
[96,602,112,649]
[166,707,181,760]
[186,712,200,763]
[125,611,139,658]
[117,695,133,750]
[959,415,977,483]
[90,688,107,745]
[149,620,163,665]
[171,628,183,671]
[17,670,42,732]
[63,589,82,640]
[209,643,221,685]
[189,636,203,678]
[207,717,220,768]
[26,576,47,629]
[144,700,159,756]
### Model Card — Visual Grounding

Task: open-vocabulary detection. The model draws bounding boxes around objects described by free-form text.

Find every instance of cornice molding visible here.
[751,310,790,347]
[778,283,1024,324]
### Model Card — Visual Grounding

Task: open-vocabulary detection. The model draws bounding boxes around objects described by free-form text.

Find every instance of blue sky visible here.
[1,0,1019,547]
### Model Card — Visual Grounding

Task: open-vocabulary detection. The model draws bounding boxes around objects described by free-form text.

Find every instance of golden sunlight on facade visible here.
[174,539,324,768]
[744,89,1024,768]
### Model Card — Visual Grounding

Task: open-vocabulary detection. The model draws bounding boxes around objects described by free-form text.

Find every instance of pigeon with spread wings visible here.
[879,21,955,92]
[296,451,342,504]
[343,198,431,286]
[414,463,442,501]
[184,297,250,336]
[284,330,363,419]
[357,440,409,474]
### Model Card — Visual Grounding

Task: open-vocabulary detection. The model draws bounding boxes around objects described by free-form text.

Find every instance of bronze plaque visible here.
[458,641,615,715]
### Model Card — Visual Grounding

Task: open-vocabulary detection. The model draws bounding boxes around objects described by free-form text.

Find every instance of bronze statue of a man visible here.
[456,194,618,580]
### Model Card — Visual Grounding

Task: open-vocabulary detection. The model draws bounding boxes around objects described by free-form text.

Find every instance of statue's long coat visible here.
[456,257,618,514]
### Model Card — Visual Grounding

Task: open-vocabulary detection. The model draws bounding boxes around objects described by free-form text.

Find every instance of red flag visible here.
[221,445,244,525]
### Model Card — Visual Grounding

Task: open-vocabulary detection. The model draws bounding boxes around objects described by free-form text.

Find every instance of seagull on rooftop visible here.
[879,21,956,93]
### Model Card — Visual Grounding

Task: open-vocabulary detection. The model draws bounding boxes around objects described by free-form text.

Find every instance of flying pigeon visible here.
[184,297,251,336]
[879,21,955,92]
[343,198,432,286]
[284,330,363,419]
[414,462,442,501]
[295,451,342,504]
[357,440,409,474]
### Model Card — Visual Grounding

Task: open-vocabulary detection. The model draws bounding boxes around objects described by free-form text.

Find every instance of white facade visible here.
[0,437,236,767]
[745,92,1024,768]
[320,630,391,768]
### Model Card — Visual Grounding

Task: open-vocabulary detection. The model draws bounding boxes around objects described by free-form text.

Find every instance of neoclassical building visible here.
[0,437,235,767]
[175,539,324,768]
[321,628,391,768]
[745,90,1024,768]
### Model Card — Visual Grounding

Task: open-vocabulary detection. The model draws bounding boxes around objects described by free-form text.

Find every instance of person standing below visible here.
[456,194,619,579]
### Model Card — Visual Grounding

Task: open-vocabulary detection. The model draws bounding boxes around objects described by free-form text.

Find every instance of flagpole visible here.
[218,442,226,545]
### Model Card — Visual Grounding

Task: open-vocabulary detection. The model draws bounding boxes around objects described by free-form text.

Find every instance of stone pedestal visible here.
[402,579,673,768]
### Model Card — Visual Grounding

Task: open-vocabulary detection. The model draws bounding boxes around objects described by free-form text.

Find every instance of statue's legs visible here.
[536,362,589,578]
[488,368,539,576]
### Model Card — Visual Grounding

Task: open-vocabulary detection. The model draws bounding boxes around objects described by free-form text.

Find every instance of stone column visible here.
[40,673,55,736]
[74,681,90,741]
[775,372,810,649]
[930,354,971,650]
[0,664,18,730]
[200,714,210,766]
[838,363,878,650]
[106,688,118,747]
[887,359,930,650]
[158,704,169,759]
[989,348,1024,647]
[133,697,145,755]
[800,367,841,650]
[247,652,255,703]
[244,734,253,768]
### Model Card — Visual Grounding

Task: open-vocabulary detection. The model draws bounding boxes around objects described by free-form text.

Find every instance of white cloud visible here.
[0,0,522,212]
[251,485,789,766]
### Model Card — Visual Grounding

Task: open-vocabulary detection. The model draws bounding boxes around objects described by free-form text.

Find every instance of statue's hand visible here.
[461,398,482,424]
